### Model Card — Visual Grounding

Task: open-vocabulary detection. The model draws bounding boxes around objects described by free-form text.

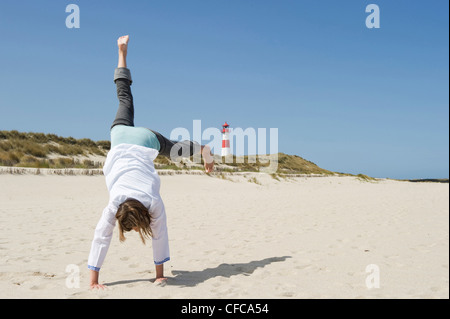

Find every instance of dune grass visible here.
[0,130,109,168]
[1,130,376,179]
[215,153,333,175]
[0,130,335,174]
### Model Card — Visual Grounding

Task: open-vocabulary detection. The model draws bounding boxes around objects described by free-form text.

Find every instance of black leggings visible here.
[111,68,200,159]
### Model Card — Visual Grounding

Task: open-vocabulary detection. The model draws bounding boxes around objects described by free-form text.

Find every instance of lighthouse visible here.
[221,122,231,157]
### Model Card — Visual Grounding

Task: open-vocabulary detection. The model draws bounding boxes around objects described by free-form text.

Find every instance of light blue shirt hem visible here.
[154,257,170,265]
[88,265,101,272]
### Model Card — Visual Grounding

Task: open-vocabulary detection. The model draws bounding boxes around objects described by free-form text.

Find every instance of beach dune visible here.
[0,173,448,298]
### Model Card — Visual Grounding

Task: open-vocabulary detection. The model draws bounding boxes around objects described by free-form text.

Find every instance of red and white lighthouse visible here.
[221,122,231,156]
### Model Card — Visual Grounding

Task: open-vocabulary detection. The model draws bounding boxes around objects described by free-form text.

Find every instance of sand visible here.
[0,172,448,299]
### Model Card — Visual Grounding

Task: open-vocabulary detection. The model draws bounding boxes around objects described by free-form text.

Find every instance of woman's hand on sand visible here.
[90,282,107,290]
[89,270,106,290]
[154,277,168,286]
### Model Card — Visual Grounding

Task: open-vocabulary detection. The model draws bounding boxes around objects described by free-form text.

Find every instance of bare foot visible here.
[117,35,129,53]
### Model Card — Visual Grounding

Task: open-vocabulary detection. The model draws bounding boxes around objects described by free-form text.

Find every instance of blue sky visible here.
[0,0,448,179]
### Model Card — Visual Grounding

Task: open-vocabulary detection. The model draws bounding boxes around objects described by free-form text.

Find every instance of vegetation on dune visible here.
[212,152,333,175]
[275,153,334,175]
[0,130,109,169]
[1,130,379,180]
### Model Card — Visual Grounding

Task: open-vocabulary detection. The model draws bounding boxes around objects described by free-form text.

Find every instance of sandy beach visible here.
[0,172,448,299]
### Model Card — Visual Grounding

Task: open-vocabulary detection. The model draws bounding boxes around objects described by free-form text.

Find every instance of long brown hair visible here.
[115,199,152,244]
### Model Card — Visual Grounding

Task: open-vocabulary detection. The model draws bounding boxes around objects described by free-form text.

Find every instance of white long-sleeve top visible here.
[87,143,170,272]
